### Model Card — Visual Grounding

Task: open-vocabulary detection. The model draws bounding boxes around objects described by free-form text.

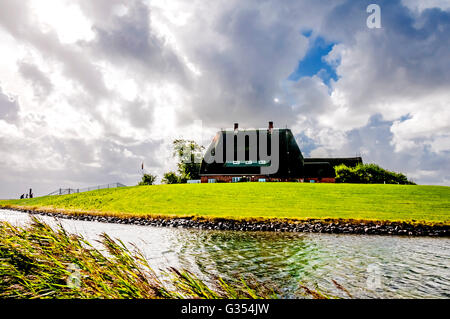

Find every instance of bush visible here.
[138,174,157,186]
[335,164,415,185]
[162,172,181,184]
[334,165,359,183]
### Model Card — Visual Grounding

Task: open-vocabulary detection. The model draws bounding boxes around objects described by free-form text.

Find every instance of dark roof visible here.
[303,162,335,178]
[200,125,363,179]
[304,157,363,168]
[303,157,363,178]
[200,128,304,177]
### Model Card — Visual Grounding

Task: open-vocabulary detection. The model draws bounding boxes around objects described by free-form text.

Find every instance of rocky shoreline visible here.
[1,207,449,237]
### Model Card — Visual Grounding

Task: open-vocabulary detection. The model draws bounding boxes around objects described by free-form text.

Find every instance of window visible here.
[245,135,249,161]
[232,177,242,183]
[234,135,237,161]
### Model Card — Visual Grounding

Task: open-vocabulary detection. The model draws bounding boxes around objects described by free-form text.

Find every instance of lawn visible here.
[1,183,449,225]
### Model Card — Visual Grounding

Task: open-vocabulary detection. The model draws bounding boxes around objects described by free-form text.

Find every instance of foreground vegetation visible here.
[1,183,449,226]
[0,218,333,299]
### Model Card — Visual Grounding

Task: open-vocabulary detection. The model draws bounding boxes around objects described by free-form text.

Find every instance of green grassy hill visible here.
[1,183,449,225]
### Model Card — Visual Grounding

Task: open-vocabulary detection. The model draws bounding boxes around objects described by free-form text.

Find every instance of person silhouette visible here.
[20,194,24,199]
[29,188,33,198]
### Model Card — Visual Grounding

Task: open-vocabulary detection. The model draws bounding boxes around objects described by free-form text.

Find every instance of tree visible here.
[334,164,359,183]
[138,173,157,185]
[172,139,204,183]
[335,164,415,185]
[162,171,180,184]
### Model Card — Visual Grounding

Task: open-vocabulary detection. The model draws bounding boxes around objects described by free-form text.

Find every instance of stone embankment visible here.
[2,207,448,237]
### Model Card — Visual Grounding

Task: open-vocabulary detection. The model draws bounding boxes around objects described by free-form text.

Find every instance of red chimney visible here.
[234,123,238,131]
[268,121,273,132]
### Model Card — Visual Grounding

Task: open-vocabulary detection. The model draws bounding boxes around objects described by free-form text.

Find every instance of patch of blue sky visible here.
[398,113,412,122]
[289,32,338,88]
[294,132,317,157]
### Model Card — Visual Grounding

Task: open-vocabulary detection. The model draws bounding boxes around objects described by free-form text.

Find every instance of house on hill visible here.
[199,122,362,183]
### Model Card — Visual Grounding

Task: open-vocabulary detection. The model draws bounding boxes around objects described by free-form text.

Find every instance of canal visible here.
[0,209,448,298]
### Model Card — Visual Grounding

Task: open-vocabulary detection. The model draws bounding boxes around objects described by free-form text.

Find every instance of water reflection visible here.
[174,231,322,297]
[171,229,450,298]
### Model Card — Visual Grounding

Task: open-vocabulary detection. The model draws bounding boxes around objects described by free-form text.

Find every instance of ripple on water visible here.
[0,210,449,298]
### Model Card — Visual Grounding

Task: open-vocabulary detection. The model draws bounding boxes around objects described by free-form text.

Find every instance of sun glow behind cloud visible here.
[0,0,449,198]
[29,0,95,44]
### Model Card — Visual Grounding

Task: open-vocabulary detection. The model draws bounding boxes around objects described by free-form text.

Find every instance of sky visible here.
[0,0,449,198]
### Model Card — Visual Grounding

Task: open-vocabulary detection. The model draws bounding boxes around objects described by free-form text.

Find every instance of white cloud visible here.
[29,0,95,44]
[0,0,449,197]
[402,0,450,12]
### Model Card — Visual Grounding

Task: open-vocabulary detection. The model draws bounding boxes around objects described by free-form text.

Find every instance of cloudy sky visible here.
[0,0,449,198]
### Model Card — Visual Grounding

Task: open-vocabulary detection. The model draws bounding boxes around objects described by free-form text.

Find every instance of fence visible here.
[46,182,127,196]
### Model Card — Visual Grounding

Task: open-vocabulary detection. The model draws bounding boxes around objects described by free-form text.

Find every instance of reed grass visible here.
[0,218,330,299]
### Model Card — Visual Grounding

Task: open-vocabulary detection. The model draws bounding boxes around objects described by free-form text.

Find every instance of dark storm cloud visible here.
[0,0,109,100]
[0,0,449,199]
[323,0,450,105]
[344,115,450,185]
[0,133,165,198]
[285,1,450,184]
[122,98,154,129]
[174,2,311,128]
[0,0,172,197]
[90,0,189,86]
[18,62,53,98]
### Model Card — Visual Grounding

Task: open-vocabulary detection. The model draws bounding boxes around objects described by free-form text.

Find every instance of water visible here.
[0,209,448,299]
